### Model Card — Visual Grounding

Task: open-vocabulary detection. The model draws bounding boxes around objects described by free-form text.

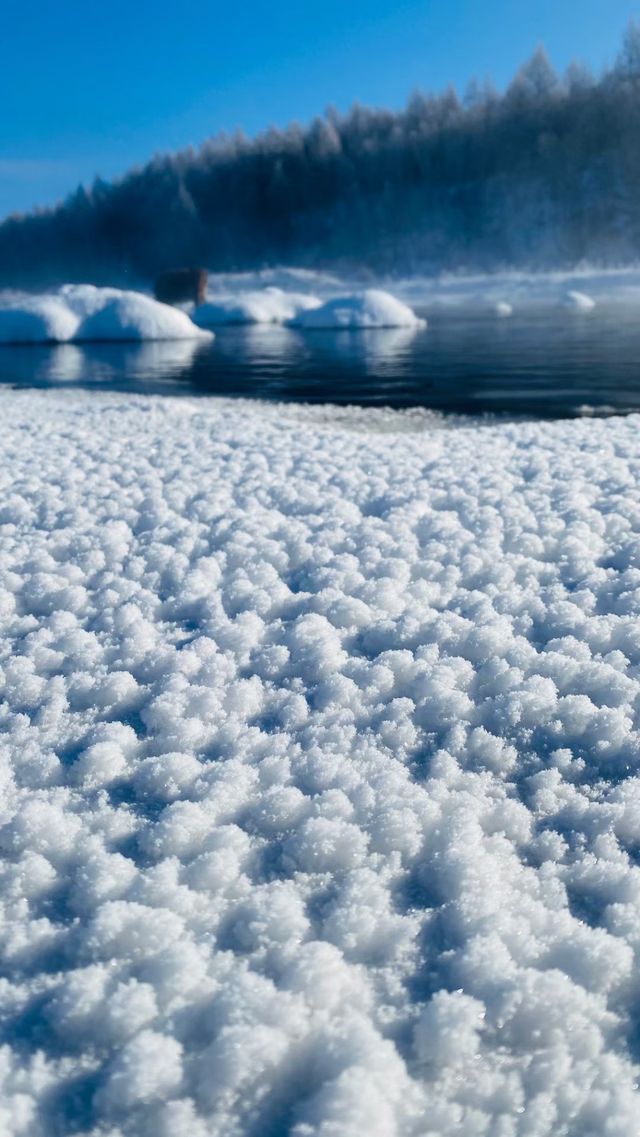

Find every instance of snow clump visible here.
[289,288,426,328]
[74,290,213,342]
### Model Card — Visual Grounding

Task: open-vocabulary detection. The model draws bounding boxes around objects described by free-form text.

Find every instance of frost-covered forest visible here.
[4,28,640,286]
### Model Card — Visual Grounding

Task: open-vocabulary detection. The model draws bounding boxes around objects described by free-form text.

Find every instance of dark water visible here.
[1,306,640,416]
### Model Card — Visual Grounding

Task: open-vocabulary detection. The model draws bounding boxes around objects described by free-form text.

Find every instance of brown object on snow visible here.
[154,268,208,306]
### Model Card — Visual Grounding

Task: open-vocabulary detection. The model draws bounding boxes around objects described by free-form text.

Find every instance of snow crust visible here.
[194,285,321,326]
[289,288,426,329]
[0,288,211,344]
[1,389,640,1134]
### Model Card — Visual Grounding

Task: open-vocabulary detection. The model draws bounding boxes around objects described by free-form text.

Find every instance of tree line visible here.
[3,27,640,287]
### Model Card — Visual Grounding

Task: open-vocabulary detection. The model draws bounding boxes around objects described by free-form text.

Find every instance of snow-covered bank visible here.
[1,390,639,1135]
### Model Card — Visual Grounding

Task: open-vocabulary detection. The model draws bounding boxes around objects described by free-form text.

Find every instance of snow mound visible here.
[495,301,513,317]
[1,389,640,1135]
[565,290,596,311]
[74,291,213,342]
[289,288,426,329]
[58,283,123,318]
[0,287,212,345]
[0,296,79,344]
[195,286,321,326]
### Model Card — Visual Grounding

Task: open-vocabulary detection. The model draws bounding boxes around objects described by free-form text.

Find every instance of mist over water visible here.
[1,306,640,416]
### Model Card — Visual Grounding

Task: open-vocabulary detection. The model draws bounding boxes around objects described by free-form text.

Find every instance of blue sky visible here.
[1,0,638,219]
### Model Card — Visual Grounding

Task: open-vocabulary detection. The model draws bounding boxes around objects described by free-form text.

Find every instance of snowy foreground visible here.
[1,390,640,1136]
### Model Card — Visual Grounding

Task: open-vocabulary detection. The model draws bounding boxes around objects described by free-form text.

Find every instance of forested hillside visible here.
[3,28,640,286]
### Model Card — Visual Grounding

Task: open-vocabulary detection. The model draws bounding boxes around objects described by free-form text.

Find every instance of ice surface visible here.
[1,389,640,1135]
[194,286,321,326]
[0,296,79,343]
[289,288,426,329]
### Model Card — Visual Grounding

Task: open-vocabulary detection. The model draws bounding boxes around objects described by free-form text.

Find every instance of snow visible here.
[74,291,214,342]
[0,296,79,343]
[204,264,640,316]
[288,289,427,329]
[0,287,211,345]
[565,290,596,311]
[194,285,321,326]
[59,283,123,317]
[397,264,640,313]
[205,266,343,296]
[2,268,634,349]
[1,388,640,1135]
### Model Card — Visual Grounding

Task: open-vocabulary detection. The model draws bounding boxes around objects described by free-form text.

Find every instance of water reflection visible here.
[128,338,208,376]
[41,345,86,382]
[80,338,209,384]
[229,324,305,367]
[0,310,640,416]
[297,326,424,371]
[0,338,209,389]
[0,344,88,386]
